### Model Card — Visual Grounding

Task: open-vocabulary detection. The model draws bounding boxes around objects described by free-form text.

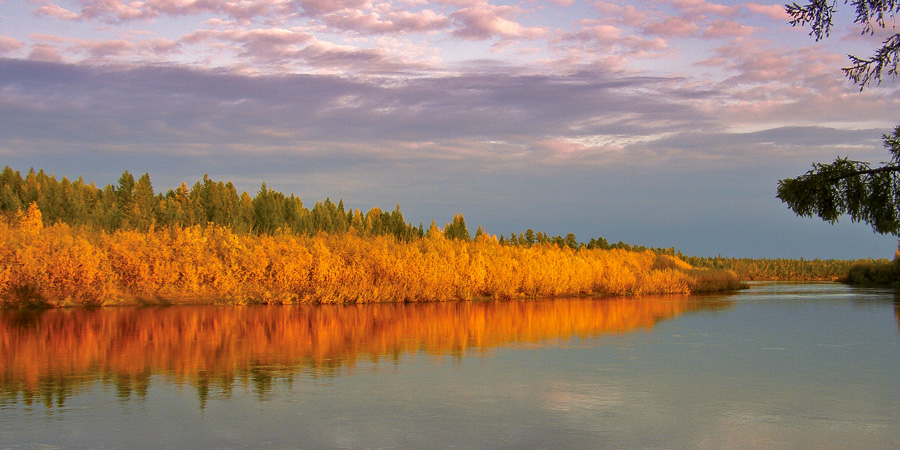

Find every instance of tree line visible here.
[1,165,880,285]
[0,167,424,240]
[0,166,658,250]
[681,255,876,281]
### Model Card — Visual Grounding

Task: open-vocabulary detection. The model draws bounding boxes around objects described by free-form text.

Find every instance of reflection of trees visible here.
[0,297,728,407]
[895,299,899,329]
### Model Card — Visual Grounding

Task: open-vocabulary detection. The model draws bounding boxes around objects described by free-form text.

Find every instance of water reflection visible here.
[0,296,729,409]
[895,297,900,328]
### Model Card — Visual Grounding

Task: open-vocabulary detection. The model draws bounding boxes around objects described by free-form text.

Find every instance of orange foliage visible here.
[0,295,730,405]
[0,207,740,306]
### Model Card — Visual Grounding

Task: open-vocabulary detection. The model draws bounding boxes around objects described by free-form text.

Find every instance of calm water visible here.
[1,282,899,449]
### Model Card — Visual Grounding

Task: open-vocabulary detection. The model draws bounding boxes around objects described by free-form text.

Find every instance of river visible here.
[1,282,898,449]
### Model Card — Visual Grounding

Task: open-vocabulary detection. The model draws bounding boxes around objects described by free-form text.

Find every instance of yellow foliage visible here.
[16,202,43,237]
[0,213,741,306]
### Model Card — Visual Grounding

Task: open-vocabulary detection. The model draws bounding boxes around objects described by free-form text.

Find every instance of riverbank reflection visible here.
[1,295,728,408]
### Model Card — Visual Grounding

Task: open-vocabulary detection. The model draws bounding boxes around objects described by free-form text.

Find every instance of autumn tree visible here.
[252,183,283,234]
[444,213,471,241]
[132,173,156,230]
[777,0,900,236]
[0,167,22,213]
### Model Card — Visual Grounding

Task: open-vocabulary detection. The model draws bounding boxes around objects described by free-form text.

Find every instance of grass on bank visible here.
[0,204,742,307]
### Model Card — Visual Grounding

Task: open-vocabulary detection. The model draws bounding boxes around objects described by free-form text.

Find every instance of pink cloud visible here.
[702,20,756,39]
[669,0,737,17]
[709,45,793,83]
[743,3,790,21]
[181,26,421,73]
[297,0,369,15]
[433,0,483,8]
[77,0,150,21]
[622,35,669,56]
[297,40,396,70]
[592,2,653,29]
[31,0,301,22]
[78,39,138,57]
[643,15,700,38]
[183,27,314,63]
[385,9,451,32]
[450,4,547,40]
[580,25,622,43]
[0,37,25,55]
[27,33,185,62]
[321,8,450,34]
[696,39,846,91]
[140,37,182,55]
[32,3,80,20]
[28,43,62,62]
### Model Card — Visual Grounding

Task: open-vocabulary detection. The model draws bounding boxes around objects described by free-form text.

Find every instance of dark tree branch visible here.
[844,33,900,88]
[787,0,837,40]
[780,1,900,237]
[776,127,900,235]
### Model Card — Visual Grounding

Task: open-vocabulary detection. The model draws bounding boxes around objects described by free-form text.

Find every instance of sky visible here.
[1,0,898,258]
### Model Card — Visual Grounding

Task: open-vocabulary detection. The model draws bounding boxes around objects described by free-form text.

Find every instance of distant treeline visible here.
[0,167,425,240]
[0,166,680,251]
[682,255,891,281]
[497,231,672,253]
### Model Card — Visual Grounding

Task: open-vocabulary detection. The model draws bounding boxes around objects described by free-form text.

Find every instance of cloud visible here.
[142,37,182,56]
[592,2,653,29]
[320,8,450,34]
[183,27,314,63]
[181,26,428,73]
[29,0,437,27]
[743,2,790,21]
[556,21,671,65]
[0,59,705,163]
[702,20,756,39]
[646,126,886,159]
[30,0,298,22]
[297,0,369,16]
[32,3,80,21]
[26,34,182,62]
[697,39,799,84]
[27,44,63,62]
[450,4,547,40]
[643,16,700,38]
[78,39,138,57]
[578,25,623,43]
[0,37,25,55]
[668,0,737,18]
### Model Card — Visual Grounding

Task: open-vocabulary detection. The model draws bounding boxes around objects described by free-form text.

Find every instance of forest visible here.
[682,256,875,282]
[0,167,749,307]
[0,167,424,239]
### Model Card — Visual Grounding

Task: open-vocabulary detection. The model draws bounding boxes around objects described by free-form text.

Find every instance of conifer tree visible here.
[444,213,471,241]
[133,173,156,231]
[778,0,900,237]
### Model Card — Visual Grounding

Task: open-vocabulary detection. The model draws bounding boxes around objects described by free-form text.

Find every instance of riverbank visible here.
[843,259,900,286]
[682,255,889,282]
[0,210,742,308]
